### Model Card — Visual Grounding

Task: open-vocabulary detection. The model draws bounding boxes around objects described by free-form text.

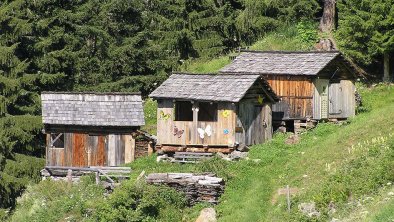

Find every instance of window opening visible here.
[198,102,217,122]
[50,133,64,148]
[174,101,193,121]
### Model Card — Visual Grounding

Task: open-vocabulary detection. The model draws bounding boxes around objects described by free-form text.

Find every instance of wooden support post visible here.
[67,169,73,186]
[95,171,100,185]
[131,135,135,161]
[124,135,135,163]
[46,134,51,166]
[192,103,199,144]
[148,141,154,155]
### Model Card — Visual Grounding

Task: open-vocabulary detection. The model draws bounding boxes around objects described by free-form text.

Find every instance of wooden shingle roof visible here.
[41,92,145,127]
[149,73,278,102]
[220,51,341,75]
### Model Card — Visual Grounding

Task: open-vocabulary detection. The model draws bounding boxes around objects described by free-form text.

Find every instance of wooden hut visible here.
[149,73,279,153]
[220,51,358,130]
[41,92,145,167]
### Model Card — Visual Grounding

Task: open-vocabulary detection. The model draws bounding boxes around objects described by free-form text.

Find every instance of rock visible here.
[229,150,248,160]
[298,202,320,218]
[237,145,250,152]
[277,126,287,133]
[388,192,394,196]
[387,182,392,186]
[302,174,308,178]
[330,218,341,222]
[328,201,336,214]
[195,208,217,222]
[216,152,227,159]
[156,149,164,155]
[156,154,168,162]
[251,159,261,163]
[285,134,300,145]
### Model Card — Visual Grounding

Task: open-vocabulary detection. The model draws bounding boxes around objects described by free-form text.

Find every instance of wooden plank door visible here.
[72,133,87,167]
[329,82,343,117]
[313,79,329,119]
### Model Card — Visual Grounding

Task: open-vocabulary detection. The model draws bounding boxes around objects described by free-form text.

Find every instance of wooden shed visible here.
[220,51,358,129]
[149,73,279,153]
[41,92,145,167]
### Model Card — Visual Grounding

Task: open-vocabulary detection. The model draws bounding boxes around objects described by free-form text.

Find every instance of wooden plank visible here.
[96,135,106,166]
[118,135,125,165]
[46,134,50,166]
[65,133,73,166]
[107,134,116,166]
[72,133,87,167]
[124,135,134,163]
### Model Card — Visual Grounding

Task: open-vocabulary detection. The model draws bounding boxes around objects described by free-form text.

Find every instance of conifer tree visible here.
[337,0,394,81]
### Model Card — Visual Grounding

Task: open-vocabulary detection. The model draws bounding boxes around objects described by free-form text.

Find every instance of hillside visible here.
[6,83,394,221]
[1,0,393,220]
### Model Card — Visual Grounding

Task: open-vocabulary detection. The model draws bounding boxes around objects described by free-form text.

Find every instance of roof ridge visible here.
[171,72,260,76]
[41,91,141,95]
[240,50,341,54]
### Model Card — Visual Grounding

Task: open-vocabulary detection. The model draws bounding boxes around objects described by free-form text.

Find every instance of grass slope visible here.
[178,23,317,74]
[217,83,394,221]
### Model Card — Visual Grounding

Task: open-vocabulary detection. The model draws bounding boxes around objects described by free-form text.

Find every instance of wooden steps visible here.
[173,152,213,163]
[294,120,316,134]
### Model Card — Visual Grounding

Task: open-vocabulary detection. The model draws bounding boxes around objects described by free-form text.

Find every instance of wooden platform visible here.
[158,145,234,154]
[42,166,132,184]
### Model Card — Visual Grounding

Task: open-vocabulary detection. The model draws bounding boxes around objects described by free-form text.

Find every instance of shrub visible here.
[93,181,186,222]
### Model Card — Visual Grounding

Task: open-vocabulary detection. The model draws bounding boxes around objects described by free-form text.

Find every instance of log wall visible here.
[265,75,314,120]
[46,132,137,167]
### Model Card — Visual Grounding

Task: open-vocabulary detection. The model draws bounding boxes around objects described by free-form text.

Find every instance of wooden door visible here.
[72,133,87,167]
[313,79,329,119]
[329,82,343,117]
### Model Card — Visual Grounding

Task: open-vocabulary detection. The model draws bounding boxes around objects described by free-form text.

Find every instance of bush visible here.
[0,154,44,209]
[93,181,186,222]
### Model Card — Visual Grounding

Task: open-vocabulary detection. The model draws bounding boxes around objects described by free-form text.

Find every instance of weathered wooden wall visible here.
[237,99,272,147]
[46,133,136,167]
[328,80,356,119]
[156,100,237,147]
[314,79,355,119]
[265,76,314,120]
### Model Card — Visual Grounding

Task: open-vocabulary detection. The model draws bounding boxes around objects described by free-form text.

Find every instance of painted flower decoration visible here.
[222,110,230,118]
[223,129,229,135]
[257,95,264,104]
[160,110,171,120]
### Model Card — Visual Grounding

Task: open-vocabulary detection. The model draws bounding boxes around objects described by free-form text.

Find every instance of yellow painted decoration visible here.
[257,95,264,104]
[160,110,171,120]
[222,110,230,118]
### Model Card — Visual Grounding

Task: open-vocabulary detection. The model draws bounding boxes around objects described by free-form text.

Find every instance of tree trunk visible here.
[383,53,390,82]
[319,0,336,33]
[316,0,337,51]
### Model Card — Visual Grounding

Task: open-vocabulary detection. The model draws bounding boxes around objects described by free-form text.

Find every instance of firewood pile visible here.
[135,140,149,158]
[146,173,225,205]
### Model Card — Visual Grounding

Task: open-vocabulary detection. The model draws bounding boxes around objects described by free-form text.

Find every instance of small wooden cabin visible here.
[149,73,279,153]
[220,51,358,129]
[41,92,145,167]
